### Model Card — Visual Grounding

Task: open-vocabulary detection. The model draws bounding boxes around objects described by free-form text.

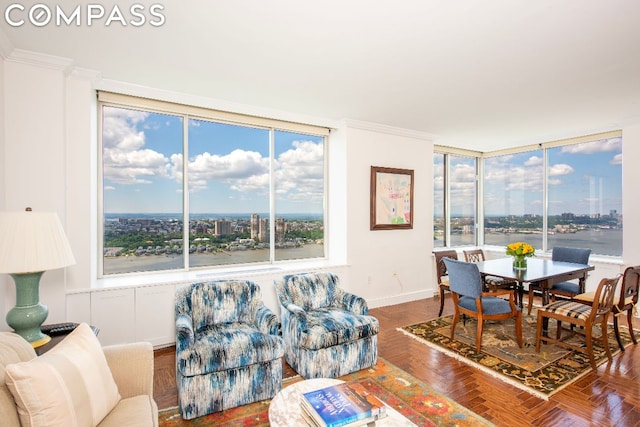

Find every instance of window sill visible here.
[74,258,348,294]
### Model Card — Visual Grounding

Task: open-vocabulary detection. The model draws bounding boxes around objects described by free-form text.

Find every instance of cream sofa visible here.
[0,330,158,427]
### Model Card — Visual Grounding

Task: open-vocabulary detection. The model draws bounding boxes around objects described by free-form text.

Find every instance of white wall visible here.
[344,122,434,307]
[2,57,71,326]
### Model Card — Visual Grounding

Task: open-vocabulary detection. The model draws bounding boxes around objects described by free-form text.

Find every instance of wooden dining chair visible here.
[463,249,518,297]
[535,275,620,370]
[433,250,458,317]
[573,265,640,351]
[444,257,523,353]
[527,246,591,315]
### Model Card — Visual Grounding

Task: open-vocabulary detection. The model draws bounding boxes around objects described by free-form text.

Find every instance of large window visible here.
[449,155,477,247]
[483,149,544,250]
[433,151,477,247]
[99,93,327,276]
[546,137,622,256]
[435,132,623,257]
[433,153,445,247]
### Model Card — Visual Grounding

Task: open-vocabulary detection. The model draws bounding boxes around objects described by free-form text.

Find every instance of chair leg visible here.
[438,287,445,317]
[627,310,638,345]
[527,288,534,315]
[514,311,523,348]
[601,318,612,363]
[585,325,597,370]
[614,315,625,351]
[450,309,460,340]
[476,319,483,353]
[535,312,543,351]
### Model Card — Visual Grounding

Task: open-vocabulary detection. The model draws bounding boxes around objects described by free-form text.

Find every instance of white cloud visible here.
[275,141,324,202]
[560,137,622,154]
[549,163,574,177]
[524,156,542,166]
[102,107,170,185]
[186,149,269,192]
[610,153,623,165]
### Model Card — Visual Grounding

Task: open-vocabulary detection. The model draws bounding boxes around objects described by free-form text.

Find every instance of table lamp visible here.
[0,208,76,347]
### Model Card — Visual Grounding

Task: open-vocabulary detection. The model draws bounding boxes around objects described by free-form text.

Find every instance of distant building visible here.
[250,213,260,239]
[275,218,285,243]
[214,220,231,236]
[259,217,268,243]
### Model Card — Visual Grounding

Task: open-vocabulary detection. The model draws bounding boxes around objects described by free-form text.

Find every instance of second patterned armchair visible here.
[274,272,379,379]
[175,280,284,420]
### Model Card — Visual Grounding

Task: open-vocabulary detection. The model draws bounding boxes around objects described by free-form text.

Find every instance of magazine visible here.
[301,382,387,427]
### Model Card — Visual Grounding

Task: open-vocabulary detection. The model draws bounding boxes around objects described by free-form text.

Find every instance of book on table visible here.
[301,382,387,427]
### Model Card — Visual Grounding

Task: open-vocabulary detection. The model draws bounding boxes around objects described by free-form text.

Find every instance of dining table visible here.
[474,257,595,309]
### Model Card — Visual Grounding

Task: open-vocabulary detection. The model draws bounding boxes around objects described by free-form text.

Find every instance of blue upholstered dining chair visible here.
[274,272,379,379]
[443,258,523,353]
[527,246,592,314]
[175,280,284,420]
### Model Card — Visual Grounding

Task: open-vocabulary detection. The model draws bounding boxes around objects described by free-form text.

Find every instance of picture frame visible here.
[370,166,414,230]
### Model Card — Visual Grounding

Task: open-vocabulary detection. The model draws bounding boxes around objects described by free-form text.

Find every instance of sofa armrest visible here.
[103,341,154,399]
[255,305,281,335]
[336,289,368,315]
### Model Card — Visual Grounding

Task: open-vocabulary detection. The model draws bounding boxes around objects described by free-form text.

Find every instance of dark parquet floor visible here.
[153,296,640,426]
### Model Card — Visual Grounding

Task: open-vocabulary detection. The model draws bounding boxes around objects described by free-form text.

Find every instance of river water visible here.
[104,244,325,275]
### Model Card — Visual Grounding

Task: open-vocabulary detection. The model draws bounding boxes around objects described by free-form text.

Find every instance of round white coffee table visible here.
[268,378,343,427]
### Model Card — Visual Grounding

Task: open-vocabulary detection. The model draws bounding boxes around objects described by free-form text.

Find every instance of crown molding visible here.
[343,119,436,142]
[6,49,74,73]
[69,66,102,82]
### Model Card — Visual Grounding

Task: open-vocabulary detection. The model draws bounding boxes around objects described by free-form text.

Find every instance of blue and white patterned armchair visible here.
[175,280,284,420]
[274,272,379,379]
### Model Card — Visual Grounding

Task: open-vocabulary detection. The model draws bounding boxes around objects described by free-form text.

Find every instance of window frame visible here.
[97,92,329,278]
[434,130,623,257]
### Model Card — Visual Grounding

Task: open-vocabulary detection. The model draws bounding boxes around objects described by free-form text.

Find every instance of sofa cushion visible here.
[191,281,259,333]
[97,395,158,427]
[299,308,379,350]
[5,323,121,427]
[283,272,339,310]
[177,324,284,376]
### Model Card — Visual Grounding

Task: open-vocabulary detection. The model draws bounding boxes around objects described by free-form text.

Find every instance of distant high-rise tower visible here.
[259,218,268,243]
[250,213,259,240]
[275,218,285,243]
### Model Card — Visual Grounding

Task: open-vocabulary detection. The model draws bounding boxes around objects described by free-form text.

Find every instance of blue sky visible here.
[435,137,622,217]
[102,106,324,214]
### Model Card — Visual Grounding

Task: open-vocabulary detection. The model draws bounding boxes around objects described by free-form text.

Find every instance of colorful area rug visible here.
[158,358,495,426]
[398,309,633,400]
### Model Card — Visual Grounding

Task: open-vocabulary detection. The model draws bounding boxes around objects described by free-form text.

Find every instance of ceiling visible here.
[2,0,640,151]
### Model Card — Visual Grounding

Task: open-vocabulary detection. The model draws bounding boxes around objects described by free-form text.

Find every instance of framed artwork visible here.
[370,166,414,230]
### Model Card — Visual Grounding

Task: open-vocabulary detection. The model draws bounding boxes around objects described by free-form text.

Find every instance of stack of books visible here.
[301,382,388,427]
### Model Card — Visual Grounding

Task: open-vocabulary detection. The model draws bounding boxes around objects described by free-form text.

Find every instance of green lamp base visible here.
[6,271,51,348]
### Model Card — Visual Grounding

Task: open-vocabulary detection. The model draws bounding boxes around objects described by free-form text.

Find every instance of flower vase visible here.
[513,256,527,270]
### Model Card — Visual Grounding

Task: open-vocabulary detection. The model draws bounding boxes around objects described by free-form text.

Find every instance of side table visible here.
[35,324,100,356]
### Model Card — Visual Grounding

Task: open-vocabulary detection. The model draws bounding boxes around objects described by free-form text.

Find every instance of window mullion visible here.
[269,129,275,263]
[183,115,190,270]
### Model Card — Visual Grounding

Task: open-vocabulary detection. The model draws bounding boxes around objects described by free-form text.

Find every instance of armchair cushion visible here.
[299,308,380,350]
[178,323,283,376]
[5,323,120,427]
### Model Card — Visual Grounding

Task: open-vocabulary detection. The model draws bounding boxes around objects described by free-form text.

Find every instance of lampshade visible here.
[0,210,76,274]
